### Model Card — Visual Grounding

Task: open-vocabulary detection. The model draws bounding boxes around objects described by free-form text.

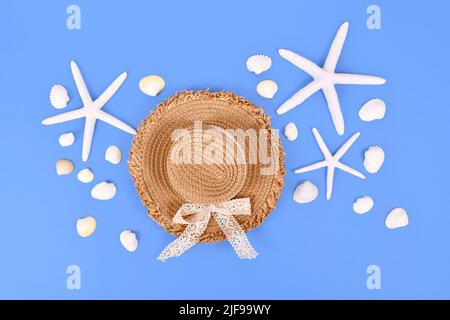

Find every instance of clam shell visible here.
[119,230,138,252]
[256,80,278,99]
[363,146,384,174]
[50,84,69,109]
[359,98,386,122]
[293,180,318,204]
[77,168,94,183]
[353,196,374,214]
[77,216,96,238]
[56,159,74,176]
[246,54,272,75]
[139,75,165,97]
[91,181,116,200]
[105,145,122,164]
[284,122,298,141]
[385,208,409,229]
[58,132,75,147]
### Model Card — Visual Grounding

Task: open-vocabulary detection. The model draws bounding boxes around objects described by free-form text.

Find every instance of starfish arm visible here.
[322,85,345,135]
[276,80,322,115]
[41,108,85,125]
[96,110,137,135]
[93,72,128,109]
[324,22,349,72]
[82,116,97,162]
[326,165,335,200]
[334,131,360,160]
[334,73,386,85]
[294,160,328,174]
[336,162,366,179]
[71,61,93,105]
[311,128,333,159]
[278,49,324,78]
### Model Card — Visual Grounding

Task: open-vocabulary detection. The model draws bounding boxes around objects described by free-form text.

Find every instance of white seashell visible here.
[359,98,386,122]
[50,84,69,109]
[77,216,96,238]
[56,159,74,175]
[91,181,117,200]
[246,54,272,75]
[364,146,385,174]
[353,196,374,214]
[256,80,278,99]
[77,168,94,183]
[385,208,409,229]
[293,180,318,204]
[139,75,165,96]
[58,132,75,147]
[119,230,138,252]
[105,145,121,164]
[284,122,298,141]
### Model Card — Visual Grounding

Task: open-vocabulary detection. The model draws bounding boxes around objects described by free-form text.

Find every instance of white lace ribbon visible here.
[157,198,258,261]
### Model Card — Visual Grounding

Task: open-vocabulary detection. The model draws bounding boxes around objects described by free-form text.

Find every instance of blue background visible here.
[1,0,449,299]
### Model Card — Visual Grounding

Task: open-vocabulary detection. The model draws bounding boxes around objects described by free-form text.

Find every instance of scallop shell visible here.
[50,84,69,109]
[91,181,117,200]
[139,75,165,97]
[359,98,386,121]
[119,230,138,252]
[353,196,374,214]
[363,146,385,174]
[246,54,272,75]
[256,80,278,99]
[293,180,318,204]
[284,122,298,141]
[385,208,409,229]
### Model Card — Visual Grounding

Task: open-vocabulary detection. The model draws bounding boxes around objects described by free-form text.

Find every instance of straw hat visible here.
[128,90,285,242]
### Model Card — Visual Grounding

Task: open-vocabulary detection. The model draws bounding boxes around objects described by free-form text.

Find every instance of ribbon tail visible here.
[157,221,209,262]
[214,214,258,259]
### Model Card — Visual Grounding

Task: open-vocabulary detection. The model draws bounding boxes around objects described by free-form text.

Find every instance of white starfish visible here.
[278,22,386,135]
[42,61,136,161]
[295,128,365,200]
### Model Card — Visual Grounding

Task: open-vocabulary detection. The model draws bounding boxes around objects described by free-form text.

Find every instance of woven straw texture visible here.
[128,90,285,243]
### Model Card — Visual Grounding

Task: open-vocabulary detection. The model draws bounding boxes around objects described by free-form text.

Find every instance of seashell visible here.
[139,75,165,97]
[284,122,298,141]
[91,181,117,200]
[246,54,272,75]
[119,230,138,252]
[58,132,75,147]
[358,99,386,121]
[385,208,409,229]
[293,180,318,204]
[256,80,278,99]
[353,196,374,214]
[77,168,94,183]
[56,159,74,175]
[77,216,96,238]
[105,145,121,164]
[363,146,385,174]
[359,98,386,122]
[50,84,69,109]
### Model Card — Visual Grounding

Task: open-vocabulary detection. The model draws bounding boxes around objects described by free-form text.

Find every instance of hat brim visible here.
[128,90,285,243]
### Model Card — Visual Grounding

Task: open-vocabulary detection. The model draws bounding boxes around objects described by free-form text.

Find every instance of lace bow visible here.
[158,198,258,261]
